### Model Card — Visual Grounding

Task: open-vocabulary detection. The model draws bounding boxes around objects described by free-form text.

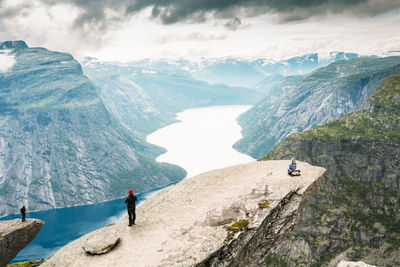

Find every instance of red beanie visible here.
[128,189,133,194]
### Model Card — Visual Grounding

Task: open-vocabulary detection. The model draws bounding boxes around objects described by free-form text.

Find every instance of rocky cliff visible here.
[0,219,44,266]
[0,41,185,216]
[261,75,400,266]
[42,161,325,267]
[235,56,400,158]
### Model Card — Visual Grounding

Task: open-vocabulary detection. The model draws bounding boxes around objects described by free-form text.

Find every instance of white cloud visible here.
[0,0,399,62]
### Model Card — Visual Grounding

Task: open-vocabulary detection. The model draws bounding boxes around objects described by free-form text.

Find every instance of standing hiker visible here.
[20,205,26,222]
[288,158,301,176]
[125,189,137,226]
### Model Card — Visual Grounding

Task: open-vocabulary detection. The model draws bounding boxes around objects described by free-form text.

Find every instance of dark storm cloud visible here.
[3,0,400,28]
[51,0,400,25]
[225,17,241,31]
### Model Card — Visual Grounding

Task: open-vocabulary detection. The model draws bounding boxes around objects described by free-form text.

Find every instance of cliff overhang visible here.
[43,160,325,266]
[0,219,44,266]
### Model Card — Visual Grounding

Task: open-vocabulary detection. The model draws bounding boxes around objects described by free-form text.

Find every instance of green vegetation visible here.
[226,220,249,232]
[258,199,270,209]
[7,259,37,267]
[265,255,288,267]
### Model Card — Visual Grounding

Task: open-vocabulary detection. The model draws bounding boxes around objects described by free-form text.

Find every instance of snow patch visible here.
[318,51,339,62]
[0,50,16,72]
[338,261,376,267]
[380,50,400,57]
[142,69,157,74]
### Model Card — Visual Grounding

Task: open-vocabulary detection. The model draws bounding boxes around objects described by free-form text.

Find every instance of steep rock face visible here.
[261,76,400,266]
[0,219,44,266]
[0,41,185,216]
[235,56,400,158]
[42,161,325,267]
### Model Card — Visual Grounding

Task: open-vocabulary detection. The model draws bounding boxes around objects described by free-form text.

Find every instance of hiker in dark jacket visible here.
[288,158,301,176]
[20,205,26,222]
[125,189,137,226]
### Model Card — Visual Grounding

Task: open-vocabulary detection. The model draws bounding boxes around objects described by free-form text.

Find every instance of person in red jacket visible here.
[124,189,137,226]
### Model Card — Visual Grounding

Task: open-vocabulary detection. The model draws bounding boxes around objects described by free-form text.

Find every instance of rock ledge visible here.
[0,219,44,266]
[43,160,325,267]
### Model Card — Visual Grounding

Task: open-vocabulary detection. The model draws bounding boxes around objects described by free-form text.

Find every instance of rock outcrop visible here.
[261,75,400,266]
[82,227,120,255]
[0,219,44,266]
[42,160,325,267]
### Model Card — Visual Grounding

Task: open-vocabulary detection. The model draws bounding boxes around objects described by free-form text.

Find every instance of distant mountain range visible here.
[156,52,371,88]
[81,58,263,135]
[83,52,372,89]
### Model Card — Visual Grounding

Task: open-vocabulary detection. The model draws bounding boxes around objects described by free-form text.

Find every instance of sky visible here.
[0,0,400,62]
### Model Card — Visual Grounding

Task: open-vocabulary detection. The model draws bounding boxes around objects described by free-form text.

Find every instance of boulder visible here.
[82,228,120,255]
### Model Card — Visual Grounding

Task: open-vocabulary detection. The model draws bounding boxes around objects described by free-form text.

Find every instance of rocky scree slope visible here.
[261,75,400,266]
[42,161,325,267]
[235,56,400,158]
[0,41,185,216]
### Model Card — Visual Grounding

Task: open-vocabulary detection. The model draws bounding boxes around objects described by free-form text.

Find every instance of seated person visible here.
[288,158,301,176]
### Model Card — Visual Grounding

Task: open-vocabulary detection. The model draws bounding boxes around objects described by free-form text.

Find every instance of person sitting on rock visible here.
[20,205,26,222]
[125,189,137,227]
[288,158,301,176]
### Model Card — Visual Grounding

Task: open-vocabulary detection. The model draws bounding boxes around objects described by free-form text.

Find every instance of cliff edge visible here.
[43,160,325,267]
[0,219,44,266]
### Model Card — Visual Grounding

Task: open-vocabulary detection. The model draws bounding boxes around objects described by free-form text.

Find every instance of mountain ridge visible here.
[234,56,400,158]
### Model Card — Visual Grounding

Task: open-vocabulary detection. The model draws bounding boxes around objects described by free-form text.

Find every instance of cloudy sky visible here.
[0,0,400,61]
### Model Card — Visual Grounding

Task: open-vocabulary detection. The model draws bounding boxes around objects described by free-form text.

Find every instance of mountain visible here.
[0,41,185,216]
[81,58,264,135]
[234,56,400,158]
[187,58,267,88]
[184,52,366,88]
[261,75,400,266]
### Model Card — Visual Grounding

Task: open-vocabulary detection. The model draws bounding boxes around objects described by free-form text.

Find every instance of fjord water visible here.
[2,104,253,263]
[147,105,255,178]
[1,187,166,263]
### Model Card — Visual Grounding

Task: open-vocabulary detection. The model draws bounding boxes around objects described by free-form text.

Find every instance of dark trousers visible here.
[127,207,136,226]
[21,213,26,222]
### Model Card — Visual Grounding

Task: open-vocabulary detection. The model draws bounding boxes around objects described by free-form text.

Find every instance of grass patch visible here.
[7,259,37,267]
[226,220,249,232]
[258,199,270,209]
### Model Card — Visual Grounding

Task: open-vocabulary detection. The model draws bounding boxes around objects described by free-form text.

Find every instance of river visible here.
[147,105,254,178]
